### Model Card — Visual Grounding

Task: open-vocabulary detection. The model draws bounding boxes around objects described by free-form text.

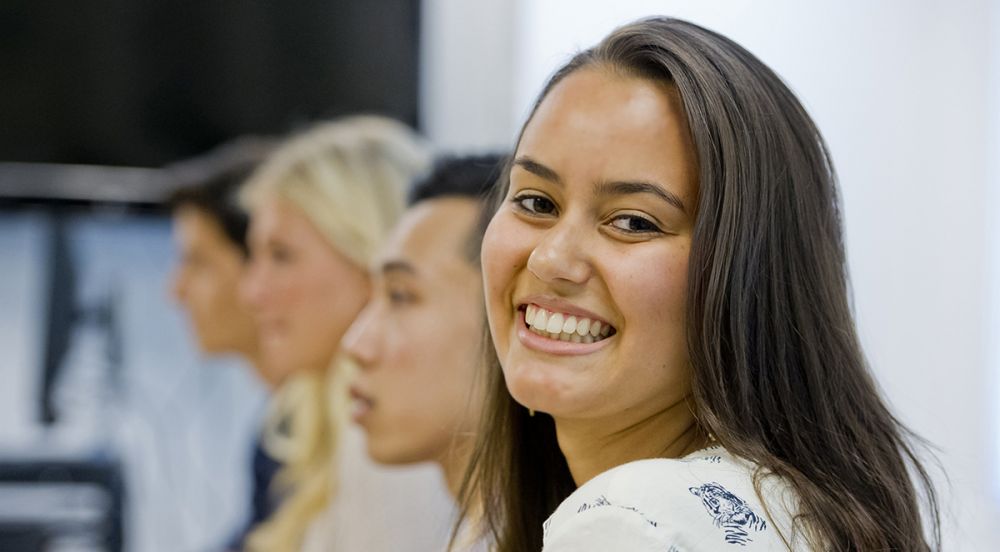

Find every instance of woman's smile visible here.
[513,296,618,355]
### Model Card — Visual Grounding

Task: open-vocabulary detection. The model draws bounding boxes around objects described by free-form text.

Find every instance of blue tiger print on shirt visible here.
[689,482,767,546]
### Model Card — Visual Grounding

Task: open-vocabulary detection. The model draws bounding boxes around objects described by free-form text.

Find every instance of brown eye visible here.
[609,214,662,234]
[387,286,417,306]
[513,194,557,215]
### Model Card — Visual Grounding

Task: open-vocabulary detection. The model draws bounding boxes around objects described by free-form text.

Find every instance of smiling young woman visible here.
[455,17,940,552]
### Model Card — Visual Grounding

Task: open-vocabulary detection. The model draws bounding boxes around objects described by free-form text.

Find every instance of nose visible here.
[341,303,380,370]
[526,218,592,288]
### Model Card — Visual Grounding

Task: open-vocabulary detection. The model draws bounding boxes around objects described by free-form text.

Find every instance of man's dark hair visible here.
[167,138,272,255]
[168,163,253,255]
[408,154,505,205]
[408,153,506,263]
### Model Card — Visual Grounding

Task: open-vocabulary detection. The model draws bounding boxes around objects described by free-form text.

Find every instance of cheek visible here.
[269,273,304,319]
[203,271,233,303]
[481,214,532,343]
[388,306,478,416]
[302,274,353,333]
[612,246,691,379]
[630,250,688,322]
[254,266,296,311]
[373,326,440,442]
[308,259,369,340]
[190,274,222,313]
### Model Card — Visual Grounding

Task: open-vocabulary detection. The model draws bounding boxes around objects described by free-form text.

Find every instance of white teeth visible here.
[522,304,615,344]
[563,316,577,334]
[531,309,549,331]
[546,312,565,334]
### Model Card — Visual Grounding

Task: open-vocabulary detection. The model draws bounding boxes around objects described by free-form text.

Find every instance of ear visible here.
[689,486,702,497]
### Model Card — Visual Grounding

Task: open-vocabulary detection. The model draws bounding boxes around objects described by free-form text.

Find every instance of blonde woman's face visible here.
[242,197,371,380]
[481,68,699,421]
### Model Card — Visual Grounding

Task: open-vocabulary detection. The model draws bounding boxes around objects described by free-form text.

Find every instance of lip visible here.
[517,295,615,329]
[515,309,614,356]
[349,385,375,425]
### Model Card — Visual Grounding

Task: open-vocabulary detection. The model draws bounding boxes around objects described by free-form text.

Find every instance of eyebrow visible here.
[595,180,687,213]
[513,155,687,213]
[381,260,416,276]
[513,156,562,185]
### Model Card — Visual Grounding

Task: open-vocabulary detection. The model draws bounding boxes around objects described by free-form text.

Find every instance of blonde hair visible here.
[240,116,430,552]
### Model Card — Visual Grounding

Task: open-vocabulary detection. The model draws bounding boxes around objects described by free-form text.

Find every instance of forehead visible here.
[175,206,228,243]
[379,197,480,274]
[517,66,697,204]
[248,196,311,238]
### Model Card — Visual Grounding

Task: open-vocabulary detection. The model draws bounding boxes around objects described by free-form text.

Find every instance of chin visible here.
[368,438,438,467]
[198,337,232,355]
[195,339,219,354]
[505,368,570,417]
[366,439,409,466]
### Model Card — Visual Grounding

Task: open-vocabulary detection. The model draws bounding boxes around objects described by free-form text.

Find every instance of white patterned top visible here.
[542,445,811,551]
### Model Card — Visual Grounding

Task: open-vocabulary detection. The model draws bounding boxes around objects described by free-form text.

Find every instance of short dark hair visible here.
[168,163,253,255]
[408,154,505,205]
[166,138,272,255]
[408,153,506,264]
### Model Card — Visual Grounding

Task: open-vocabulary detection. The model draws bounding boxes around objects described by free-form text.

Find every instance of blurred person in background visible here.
[239,115,453,552]
[342,154,503,551]
[168,138,293,550]
[169,140,275,384]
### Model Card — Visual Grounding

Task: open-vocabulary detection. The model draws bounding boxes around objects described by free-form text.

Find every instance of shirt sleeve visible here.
[542,454,801,552]
[542,501,670,552]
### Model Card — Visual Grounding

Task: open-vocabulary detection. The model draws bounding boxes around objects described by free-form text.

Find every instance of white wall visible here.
[419,0,518,151]
[424,1,999,548]
[991,0,1000,511]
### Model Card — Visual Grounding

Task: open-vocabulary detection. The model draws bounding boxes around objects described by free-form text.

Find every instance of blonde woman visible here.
[238,116,453,552]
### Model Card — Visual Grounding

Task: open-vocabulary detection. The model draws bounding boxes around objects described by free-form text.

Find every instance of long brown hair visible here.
[455,17,940,551]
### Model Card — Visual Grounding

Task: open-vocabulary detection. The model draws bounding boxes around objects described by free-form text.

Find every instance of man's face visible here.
[343,197,484,465]
[171,206,257,355]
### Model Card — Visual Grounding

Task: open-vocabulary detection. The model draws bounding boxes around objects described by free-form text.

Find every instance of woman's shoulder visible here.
[542,446,807,551]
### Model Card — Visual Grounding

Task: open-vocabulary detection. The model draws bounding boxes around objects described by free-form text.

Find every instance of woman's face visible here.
[481,67,699,422]
[242,196,370,379]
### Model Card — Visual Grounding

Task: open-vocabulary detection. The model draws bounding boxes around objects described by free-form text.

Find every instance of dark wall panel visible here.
[0,0,421,166]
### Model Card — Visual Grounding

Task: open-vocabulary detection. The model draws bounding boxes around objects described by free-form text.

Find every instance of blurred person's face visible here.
[171,206,257,356]
[343,197,483,466]
[242,197,370,381]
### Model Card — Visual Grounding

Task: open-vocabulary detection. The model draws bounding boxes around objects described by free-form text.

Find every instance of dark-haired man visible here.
[343,155,502,538]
